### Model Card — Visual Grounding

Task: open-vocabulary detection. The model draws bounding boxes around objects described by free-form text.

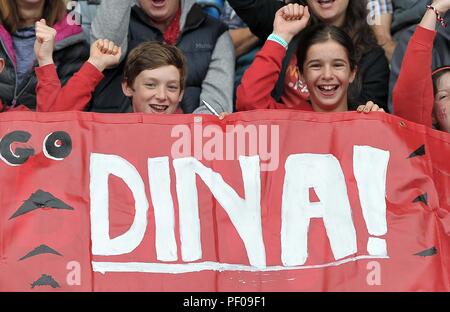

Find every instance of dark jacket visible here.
[0,15,89,110]
[88,4,228,113]
[228,0,390,111]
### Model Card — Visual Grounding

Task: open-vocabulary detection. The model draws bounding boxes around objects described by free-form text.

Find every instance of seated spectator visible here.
[393,0,450,132]
[228,0,390,111]
[88,0,234,115]
[237,4,384,114]
[121,41,187,114]
[34,19,121,112]
[0,0,89,110]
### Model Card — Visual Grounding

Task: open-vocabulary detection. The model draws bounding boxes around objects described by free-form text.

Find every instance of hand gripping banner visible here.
[0,110,449,291]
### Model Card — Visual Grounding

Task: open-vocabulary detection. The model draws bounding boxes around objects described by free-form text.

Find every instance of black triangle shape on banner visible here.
[9,189,74,220]
[407,144,425,158]
[413,247,437,257]
[413,193,428,206]
[19,244,63,261]
[30,274,60,289]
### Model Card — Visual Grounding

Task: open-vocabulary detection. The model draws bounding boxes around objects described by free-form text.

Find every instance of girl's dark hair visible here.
[296,24,357,74]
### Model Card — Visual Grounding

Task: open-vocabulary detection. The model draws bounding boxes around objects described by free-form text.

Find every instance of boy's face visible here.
[122,65,184,114]
[0,58,5,74]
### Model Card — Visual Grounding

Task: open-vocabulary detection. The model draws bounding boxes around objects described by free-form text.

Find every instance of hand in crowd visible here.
[88,39,122,72]
[431,0,450,14]
[34,19,57,67]
[273,4,310,43]
[357,101,385,113]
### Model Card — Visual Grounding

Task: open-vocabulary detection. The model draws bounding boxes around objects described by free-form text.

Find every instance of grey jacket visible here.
[90,0,234,114]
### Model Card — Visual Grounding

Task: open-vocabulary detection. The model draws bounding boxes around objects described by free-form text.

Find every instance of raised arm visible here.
[36,38,121,112]
[393,0,450,127]
[237,4,311,111]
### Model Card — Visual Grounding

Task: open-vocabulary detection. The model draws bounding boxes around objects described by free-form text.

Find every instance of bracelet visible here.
[426,5,448,28]
[267,33,288,49]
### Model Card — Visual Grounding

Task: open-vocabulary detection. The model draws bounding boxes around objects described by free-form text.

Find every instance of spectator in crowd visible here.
[0,0,89,110]
[368,0,433,61]
[121,41,187,114]
[34,19,121,112]
[384,0,450,112]
[237,4,384,113]
[34,19,186,115]
[228,0,390,111]
[88,0,234,115]
[393,0,450,132]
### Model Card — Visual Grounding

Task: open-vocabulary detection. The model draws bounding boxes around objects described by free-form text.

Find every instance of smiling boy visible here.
[121,41,187,114]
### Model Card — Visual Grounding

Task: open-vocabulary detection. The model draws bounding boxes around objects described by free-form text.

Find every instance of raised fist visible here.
[88,39,122,72]
[34,19,57,66]
[273,4,311,43]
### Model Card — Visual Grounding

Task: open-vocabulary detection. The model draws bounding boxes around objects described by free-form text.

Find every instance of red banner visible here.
[0,110,449,291]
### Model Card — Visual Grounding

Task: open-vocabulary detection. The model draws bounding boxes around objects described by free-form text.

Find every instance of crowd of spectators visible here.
[0,0,448,133]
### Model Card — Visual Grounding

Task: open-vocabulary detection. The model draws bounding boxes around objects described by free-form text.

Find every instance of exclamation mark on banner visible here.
[353,146,390,256]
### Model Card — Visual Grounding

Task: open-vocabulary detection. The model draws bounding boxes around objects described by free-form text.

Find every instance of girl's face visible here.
[301,39,355,112]
[434,72,450,133]
[307,0,349,26]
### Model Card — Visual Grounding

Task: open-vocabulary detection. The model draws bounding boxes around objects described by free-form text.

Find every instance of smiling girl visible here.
[237,4,384,113]
[229,0,388,111]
